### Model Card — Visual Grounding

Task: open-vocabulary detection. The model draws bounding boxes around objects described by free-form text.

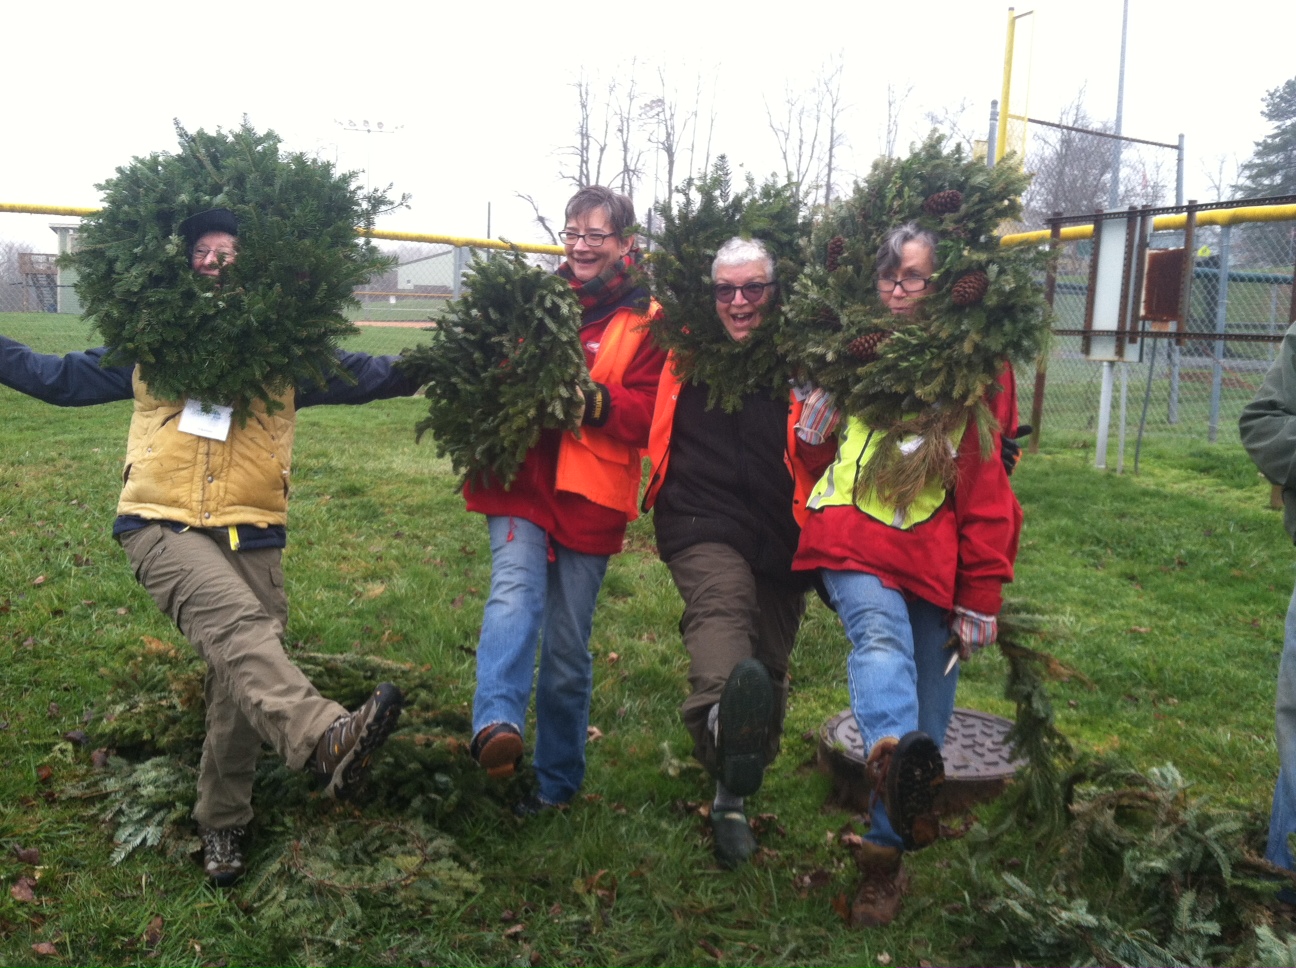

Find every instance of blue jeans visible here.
[472,516,608,805]
[821,569,956,850]
[1266,581,1296,879]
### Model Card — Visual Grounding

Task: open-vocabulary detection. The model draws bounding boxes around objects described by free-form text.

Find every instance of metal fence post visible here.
[452,245,467,299]
[987,100,999,169]
[1208,223,1232,442]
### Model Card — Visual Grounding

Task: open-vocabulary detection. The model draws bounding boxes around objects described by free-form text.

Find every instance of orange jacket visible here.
[554,299,659,519]
[642,356,820,527]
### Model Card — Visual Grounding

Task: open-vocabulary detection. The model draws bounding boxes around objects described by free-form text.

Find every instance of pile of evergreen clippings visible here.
[75,637,511,947]
[781,134,1053,511]
[398,248,591,490]
[941,608,1296,966]
[645,156,806,412]
[69,119,398,423]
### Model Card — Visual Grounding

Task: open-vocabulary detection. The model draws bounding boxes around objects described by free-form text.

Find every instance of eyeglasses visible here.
[713,281,776,304]
[558,230,618,247]
[193,247,236,261]
[876,276,930,294]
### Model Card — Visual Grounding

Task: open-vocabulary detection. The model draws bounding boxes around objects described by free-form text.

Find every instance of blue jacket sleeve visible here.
[296,350,421,408]
[0,336,134,406]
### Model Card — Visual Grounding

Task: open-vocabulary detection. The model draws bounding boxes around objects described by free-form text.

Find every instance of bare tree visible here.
[924,98,980,151]
[643,67,701,206]
[766,80,824,202]
[881,83,914,159]
[560,72,613,189]
[1203,154,1241,201]
[820,56,848,207]
[516,193,560,246]
[1020,90,1117,227]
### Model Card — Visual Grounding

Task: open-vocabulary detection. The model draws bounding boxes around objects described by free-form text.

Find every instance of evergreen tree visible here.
[1234,77,1296,199]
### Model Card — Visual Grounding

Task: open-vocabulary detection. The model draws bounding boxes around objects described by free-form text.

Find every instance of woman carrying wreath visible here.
[781,134,1051,924]
[465,187,667,814]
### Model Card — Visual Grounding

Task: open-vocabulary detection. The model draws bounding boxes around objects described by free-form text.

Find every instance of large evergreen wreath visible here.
[781,134,1053,508]
[398,249,591,490]
[68,119,395,422]
[645,157,805,412]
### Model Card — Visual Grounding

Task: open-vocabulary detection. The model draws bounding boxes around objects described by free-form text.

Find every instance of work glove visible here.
[952,606,998,660]
[1000,424,1032,476]
[795,386,840,446]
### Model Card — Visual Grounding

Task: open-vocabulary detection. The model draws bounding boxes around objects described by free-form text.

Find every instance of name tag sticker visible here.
[178,399,233,441]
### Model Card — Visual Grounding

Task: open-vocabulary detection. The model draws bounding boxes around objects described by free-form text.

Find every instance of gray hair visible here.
[876,222,938,277]
[712,237,775,280]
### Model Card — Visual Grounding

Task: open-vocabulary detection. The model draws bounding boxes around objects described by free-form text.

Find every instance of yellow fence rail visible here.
[0,203,564,256]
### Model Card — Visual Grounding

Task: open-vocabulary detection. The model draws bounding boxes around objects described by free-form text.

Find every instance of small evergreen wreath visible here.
[645,157,806,412]
[398,248,591,490]
[781,134,1053,508]
[68,119,396,422]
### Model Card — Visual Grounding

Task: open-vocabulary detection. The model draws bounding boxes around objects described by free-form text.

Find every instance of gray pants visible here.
[119,525,345,829]
[666,542,806,778]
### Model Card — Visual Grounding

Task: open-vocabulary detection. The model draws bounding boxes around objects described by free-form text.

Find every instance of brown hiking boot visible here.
[471,722,524,779]
[311,682,404,799]
[866,730,944,850]
[847,838,909,928]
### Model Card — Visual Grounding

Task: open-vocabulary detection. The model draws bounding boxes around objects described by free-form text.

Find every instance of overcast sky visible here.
[3,0,1293,252]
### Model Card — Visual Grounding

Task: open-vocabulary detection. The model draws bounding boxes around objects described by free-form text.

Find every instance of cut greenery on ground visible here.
[1,311,1294,966]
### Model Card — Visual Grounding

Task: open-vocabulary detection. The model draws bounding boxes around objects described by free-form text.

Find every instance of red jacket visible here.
[464,291,666,556]
[793,367,1022,614]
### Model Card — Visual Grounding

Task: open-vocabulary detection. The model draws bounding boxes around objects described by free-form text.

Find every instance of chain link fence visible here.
[1018,207,1296,456]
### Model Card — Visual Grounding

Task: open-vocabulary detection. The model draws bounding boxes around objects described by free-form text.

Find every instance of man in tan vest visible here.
[0,208,415,886]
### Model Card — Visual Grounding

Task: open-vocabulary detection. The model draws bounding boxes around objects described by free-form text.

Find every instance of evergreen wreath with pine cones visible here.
[398,248,592,490]
[645,156,806,413]
[69,119,398,423]
[781,134,1053,510]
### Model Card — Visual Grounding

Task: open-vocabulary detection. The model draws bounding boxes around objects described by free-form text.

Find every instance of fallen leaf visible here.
[830,892,850,921]
[606,651,620,664]
[793,868,833,895]
[91,749,111,769]
[361,583,386,600]
[548,902,563,917]
[698,938,723,959]
[73,554,92,567]
[141,635,175,655]
[116,607,128,615]
[11,877,36,902]
[36,765,54,784]
[500,909,515,922]
[47,702,60,718]
[1129,626,1151,634]
[13,845,40,864]
[63,730,89,747]
[586,725,604,742]
[451,594,465,609]
[143,915,164,948]
[23,637,35,648]
[877,953,893,966]
[503,923,526,939]
[31,942,58,956]
[32,575,46,586]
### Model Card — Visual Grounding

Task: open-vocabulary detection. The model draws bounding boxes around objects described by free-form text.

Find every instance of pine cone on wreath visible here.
[922,189,964,216]
[847,330,892,363]
[951,270,990,307]
[827,236,846,272]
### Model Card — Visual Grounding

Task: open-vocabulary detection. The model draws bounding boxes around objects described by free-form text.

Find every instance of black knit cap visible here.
[178,208,239,248]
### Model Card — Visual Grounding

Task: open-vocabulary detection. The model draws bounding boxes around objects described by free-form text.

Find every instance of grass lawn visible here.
[1,311,1294,965]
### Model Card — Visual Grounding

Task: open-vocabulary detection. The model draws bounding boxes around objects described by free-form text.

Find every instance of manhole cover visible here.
[818,708,1023,814]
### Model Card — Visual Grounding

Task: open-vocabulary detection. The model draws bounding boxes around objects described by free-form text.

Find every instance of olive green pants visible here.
[666,542,807,778]
[120,525,345,830]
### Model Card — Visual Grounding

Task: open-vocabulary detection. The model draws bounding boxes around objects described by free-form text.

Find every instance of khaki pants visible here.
[666,542,806,778]
[120,525,345,829]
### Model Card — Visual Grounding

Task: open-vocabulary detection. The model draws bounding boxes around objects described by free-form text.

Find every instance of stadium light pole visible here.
[335,119,404,194]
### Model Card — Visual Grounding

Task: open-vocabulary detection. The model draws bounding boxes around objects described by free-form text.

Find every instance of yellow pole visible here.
[997,8,1017,164]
